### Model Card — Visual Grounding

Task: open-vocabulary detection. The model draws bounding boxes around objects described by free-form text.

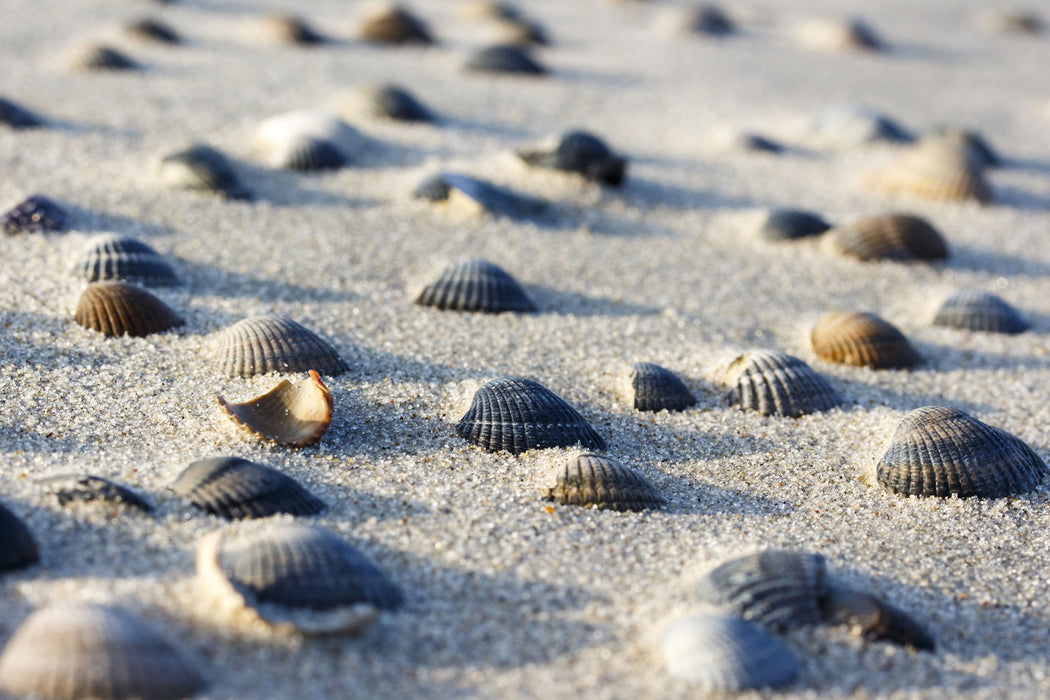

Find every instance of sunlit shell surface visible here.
[40,475,153,512]
[160,144,252,199]
[0,602,206,700]
[826,214,948,262]
[217,370,334,448]
[809,105,913,147]
[794,17,882,51]
[923,128,1000,168]
[629,362,695,412]
[544,453,664,511]
[415,259,537,313]
[866,140,992,203]
[256,13,325,45]
[464,44,546,75]
[1,194,66,234]
[0,502,38,573]
[876,406,1047,498]
[811,311,921,369]
[346,83,434,122]
[254,111,363,170]
[726,350,839,417]
[75,282,184,338]
[216,314,349,377]
[172,457,325,520]
[517,131,626,186]
[359,5,434,44]
[756,209,830,242]
[125,18,181,44]
[66,43,139,71]
[932,290,1028,334]
[0,97,43,128]
[76,233,179,287]
[413,173,548,220]
[456,377,606,454]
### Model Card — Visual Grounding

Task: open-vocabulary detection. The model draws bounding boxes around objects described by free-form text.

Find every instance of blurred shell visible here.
[0,501,38,573]
[0,602,206,700]
[756,208,830,242]
[492,17,549,46]
[730,132,784,153]
[1,194,66,234]
[877,405,1047,498]
[518,131,626,186]
[172,457,325,520]
[933,289,1028,334]
[255,13,325,45]
[125,18,181,44]
[40,475,153,512]
[254,111,363,170]
[811,311,921,369]
[794,17,882,51]
[629,362,695,412]
[809,105,913,147]
[359,5,434,44]
[217,370,333,448]
[923,128,1000,168]
[160,144,252,199]
[66,43,139,71]
[821,586,935,651]
[866,140,992,203]
[826,213,948,262]
[464,44,546,75]
[456,377,606,454]
[415,259,537,313]
[344,83,434,122]
[216,314,349,377]
[75,281,184,337]
[726,350,839,417]
[0,97,43,128]
[413,173,548,220]
[979,9,1043,34]
[460,0,521,21]
[665,4,735,37]
[543,453,663,511]
[76,233,179,287]
[661,614,799,691]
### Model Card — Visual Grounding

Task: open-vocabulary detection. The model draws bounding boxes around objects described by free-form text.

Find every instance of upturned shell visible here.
[415,259,537,313]
[826,213,948,262]
[217,370,333,448]
[726,350,839,417]
[517,131,626,186]
[66,43,139,71]
[75,282,184,337]
[76,233,179,287]
[1,194,66,234]
[215,314,349,377]
[125,18,181,44]
[464,44,546,75]
[345,83,434,122]
[0,602,206,700]
[629,362,696,412]
[160,144,252,199]
[255,13,325,45]
[756,208,830,242]
[660,614,799,691]
[811,311,921,369]
[0,501,38,573]
[876,405,1047,498]
[413,173,548,220]
[172,457,325,519]
[456,377,606,454]
[543,453,664,511]
[933,289,1028,334]
[866,140,992,203]
[0,97,43,129]
[359,5,434,44]
[254,111,363,170]
[40,475,153,512]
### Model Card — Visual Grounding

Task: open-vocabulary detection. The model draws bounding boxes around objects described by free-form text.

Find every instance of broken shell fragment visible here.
[75,281,184,337]
[215,314,349,377]
[415,259,537,313]
[756,208,830,242]
[254,111,363,170]
[172,457,325,520]
[726,350,839,417]
[66,43,139,71]
[933,289,1028,334]
[628,362,695,412]
[518,131,626,186]
[160,143,252,199]
[217,370,334,448]
[1,194,66,234]
[413,172,548,220]
[0,501,38,574]
[0,97,43,129]
[125,18,181,44]
[76,233,179,287]
[866,139,992,203]
[359,5,434,44]
[811,311,921,369]
[464,44,546,75]
[344,83,434,122]
[543,453,663,511]
[40,475,153,512]
[826,213,948,262]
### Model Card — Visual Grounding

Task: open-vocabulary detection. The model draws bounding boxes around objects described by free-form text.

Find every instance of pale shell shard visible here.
[876,405,1047,498]
[75,281,184,338]
[256,13,325,45]
[40,474,153,512]
[172,457,325,520]
[125,18,181,44]
[866,140,992,203]
[933,289,1028,334]
[217,370,334,448]
[254,111,363,170]
[1,194,66,234]
[216,314,349,377]
[726,350,839,417]
[76,233,179,287]
[0,501,38,574]
[543,453,663,511]
[0,97,43,128]
[464,44,546,75]
[629,362,695,412]
[756,208,830,242]
[67,43,139,71]
[518,131,626,186]
[456,377,606,454]
[349,83,434,122]
[0,602,206,700]
[160,143,252,200]
[415,259,537,313]
[827,213,948,262]
[413,172,548,220]
[811,311,921,369]
[359,5,434,44]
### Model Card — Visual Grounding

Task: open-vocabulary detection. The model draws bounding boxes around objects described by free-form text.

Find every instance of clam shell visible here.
[492,17,549,46]
[160,143,252,199]
[456,377,606,454]
[660,614,799,691]
[726,350,839,417]
[826,213,948,262]
[415,259,537,313]
[866,140,992,203]
[0,97,43,129]
[756,208,830,242]
[172,457,325,520]
[794,17,882,51]
[1,194,66,234]
[543,453,663,511]
[40,475,153,512]
[217,370,333,448]
[359,5,434,44]
[821,586,935,651]
[254,111,362,170]
[67,43,139,71]
[413,173,548,220]
[518,131,626,186]
[810,105,913,147]
[0,602,206,700]
[0,501,39,573]
[215,314,349,377]
[876,405,1047,498]
[811,311,921,369]
[256,13,325,45]
[629,362,695,412]
[76,233,179,287]
[125,18,181,44]
[923,128,1000,168]
[75,282,184,337]
[464,44,546,75]
[933,289,1028,334]
[346,83,434,122]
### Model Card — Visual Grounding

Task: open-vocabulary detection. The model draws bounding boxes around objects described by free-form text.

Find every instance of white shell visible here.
[253,111,364,170]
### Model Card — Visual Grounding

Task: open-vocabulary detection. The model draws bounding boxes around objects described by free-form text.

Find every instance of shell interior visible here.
[77,233,179,287]
[172,457,326,520]
[629,362,696,412]
[216,314,349,377]
[40,475,153,512]
[75,281,184,338]
[464,44,546,75]
[0,502,39,573]
[415,259,537,313]
[1,194,66,234]
[932,290,1028,334]
[757,209,830,241]
[726,350,839,417]
[544,453,664,511]
[811,311,921,369]
[217,370,334,448]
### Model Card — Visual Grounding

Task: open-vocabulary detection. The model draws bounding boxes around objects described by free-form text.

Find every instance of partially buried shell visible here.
[876,405,1047,498]
[543,453,663,511]
[254,111,363,170]
[811,311,921,369]
[756,208,830,242]
[726,350,839,417]
[628,362,695,412]
[0,97,43,128]
[172,457,325,520]
[217,370,333,448]
[160,143,252,199]
[75,281,184,337]
[66,43,139,71]
[215,314,349,377]
[517,131,626,186]
[456,377,605,454]
[923,128,1000,168]
[344,83,434,122]
[794,17,882,51]
[359,5,434,44]
[0,501,38,574]
[40,475,153,512]
[76,233,179,287]
[255,13,325,45]
[826,213,948,262]
[866,139,992,203]
[125,18,181,44]
[415,259,537,313]
[0,602,206,700]
[1,194,66,234]
[675,4,736,36]
[933,289,1028,334]
[464,44,546,75]
[413,172,548,220]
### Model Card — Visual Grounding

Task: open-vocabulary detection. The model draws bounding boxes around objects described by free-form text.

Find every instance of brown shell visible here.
[543,453,663,511]
[826,214,948,262]
[866,140,992,203]
[75,282,184,337]
[811,311,921,369]
[217,370,333,447]
[359,5,434,44]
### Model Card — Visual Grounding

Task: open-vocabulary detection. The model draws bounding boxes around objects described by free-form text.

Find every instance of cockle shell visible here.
[876,405,1047,498]
[811,311,921,369]
[809,105,913,147]
[456,377,606,454]
[413,173,548,220]
[0,602,206,700]
[0,501,38,573]
[726,350,839,417]
[464,44,546,75]
[160,143,252,200]
[255,13,325,45]
[756,208,830,241]
[866,139,992,203]
[253,111,364,170]
[66,43,139,71]
[665,4,735,37]
[1,194,66,234]
[217,370,334,448]
[0,97,43,129]
[358,5,434,44]
[76,233,179,287]
[543,453,664,511]
[933,289,1028,334]
[826,213,948,262]
[40,475,153,512]
[215,314,349,377]
[172,457,326,520]
[628,362,695,412]
[125,18,181,44]
[794,17,882,51]
[75,282,184,337]
[517,131,626,186]
[344,83,434,122]
[415,259,537,313]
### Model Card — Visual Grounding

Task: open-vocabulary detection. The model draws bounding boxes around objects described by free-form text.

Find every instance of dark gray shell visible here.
[415,259,537,313]
[413,173,548,220]
[1,195,66,234]
[876,405,1047,498]
[69,44,139,71]
[630,362,695,412]
[518,131,626,186]
[357,84,433,122]
[75,282,184,337]
[726,350,839,417]
[757,209,830,241]
[125,18,181,44]
[732,133,784,153]
[172,457,325,520]
[76,234,179,287]
[0,502,38,574]
[216,314,349,377]
[464,44,546,75]
[811,105,913,146]
[681,4,736,36]
[933,290,1028,334]
[160,144,251,200]
[359,6,433,44]
[280,136,348,170]
[456,377,606,454]
[544,453,663,511]
[811,311,921,369]
[40,475,153,512]
[828,214,948,262]
[0,97,43,128]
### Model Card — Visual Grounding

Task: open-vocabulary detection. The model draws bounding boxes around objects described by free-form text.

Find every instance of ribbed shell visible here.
[67,43,138,71]
[1,194,66,234]
[172,457,325,519]
[281,136,348,170]
[0,502,38,573]
[630,362,695,412]
[77,234,179,287]
[359,5,434,44]
[456,377,606,454]
[933,290,1028,334]
[756,209,830,241]
[876,406,1047,498]
[660,614,799,691]
[811,311,921,369]
[41,475,153,512]
[518,131,626,185]
[544,453,663,511]
[257,14,325,45]
[415,259,537,313]
[160,144,251,200]
[0,97,43,128]
[217,370,334,448]
[216,314,349,377]
[0,603,206,700]
[923,128,1000,168]
[75,282,184,337]
[254,111,361,170]
[464,44,546,75]
[353,83,433,122]
[726,350,839,417]
[828,214,948,262]
[413,173,548,219]
[125,18,181,44]
[867,140,992,203]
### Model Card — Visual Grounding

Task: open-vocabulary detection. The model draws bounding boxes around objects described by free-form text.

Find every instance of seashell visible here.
[415,259,537,313]
[255,13,325,45]
[173,457,325,520]
[160,143,252,200]
[0,501,38,574]
[76,233,179,287]
[979,9,1044,35]
[756,208,830,242]
[359,5,434,44]
[1,194,66,234]
[344,83,434,122]
[923,127,1001,168]
[811,311,921,369]
[460,0,521,21]
[876,405,1047,498]
[660,613,799,691]
[75,281,184,338]
[125,18,181,44]
[826,213,949,262]
[456,377,605,454]
[217,370,333,448]
[677,4,736,36]
[196,522,401,634]
[0,96,43,129]
[820,586,936,651]
[543,452,664,511]
[492,17,550,46]
[215,314,349,378]
[0,602,206,700]
[866,139,992,203]
[40,474,153,512]
[517,131,626,186]
[726,350,839,417]
[413,172,549,220]
[731,132,784,153]
[253,111,363,170]
[794,17,882,51]
[628,362,695,412]
[933,289,1028,334]
[464,44,546,75]
[66,43,139,71]
[810,105,913,147]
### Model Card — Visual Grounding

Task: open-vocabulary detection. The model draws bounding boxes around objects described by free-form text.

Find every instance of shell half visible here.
[1,194,66,234]
[76,233,179,287]
[933,290,1028,334]
[253,111,363,170]
[172,457,326,520]
[217,370,334,448]
[415,259,537,313]
[0,501,38,573]
[866,140,992,203]
[826,214,948,262]
[215,314,349,377]
[464,44,546,75]
[518,131,626,185]
[125,18,181,44]
[543,453,663,511]
[756,208,830,242]
[346,83,434,122]
[629,362,696,412]
[811,311,921,369]
[75,282,184,337]
[160,144,252,200]
[359,5,434,44]
[66,43,139,71]
[413,173,548,220]
[726,350,839,417]
[0,97,43,129]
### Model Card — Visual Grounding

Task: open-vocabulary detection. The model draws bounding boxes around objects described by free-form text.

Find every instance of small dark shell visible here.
[0,97,43,128]
[0,502,39,573]
[415,259,537,313]
[494,17,549,46]
[682,5,736,36]
[160,144,252,200]
[172,457,325,520]
[933,290,1028,334]
[125,18,181,44]
[876,405,1047,498]
[828,214,948,262]
[456,377,606,454]
[413,173,548,220]
[544,453,663,511]
[821,586,936,651]
[40,475,153,512]
[518,131,626,185]
[258,14,325,45]
[75,282,184,337]
[925,128,1000,168]
[726,350,839,417]
[811,105,913,146]
[733,133,784,153]
[756,209,830,242]
[359,5,434,44]
[282,136,349,171]
[77,234,179,287]
[980,9,1044,35]
[68,44,139,71]
[464,44,546,75]
[356,83,433,122]
[811,311,921,369]
[216,314,349,377]
[629,362,695,412]
[1,194,66,234]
